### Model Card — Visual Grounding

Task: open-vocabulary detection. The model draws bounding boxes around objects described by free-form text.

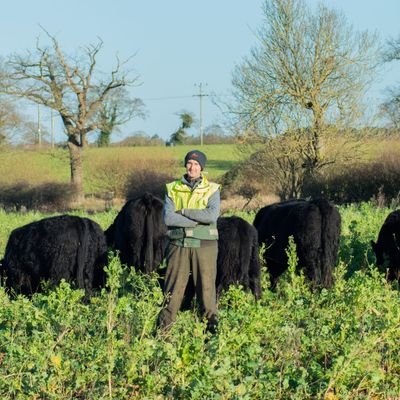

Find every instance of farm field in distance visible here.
[0,137,398,192]
[0,144,240,190]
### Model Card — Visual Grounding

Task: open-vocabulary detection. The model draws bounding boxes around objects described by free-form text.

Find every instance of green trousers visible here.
[157,241,218,330]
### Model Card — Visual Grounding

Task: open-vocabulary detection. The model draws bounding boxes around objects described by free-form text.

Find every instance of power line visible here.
[141,93,220,101]
[141,95,194,101]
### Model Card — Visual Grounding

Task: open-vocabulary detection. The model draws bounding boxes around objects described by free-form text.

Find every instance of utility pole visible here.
[193,83,208,146]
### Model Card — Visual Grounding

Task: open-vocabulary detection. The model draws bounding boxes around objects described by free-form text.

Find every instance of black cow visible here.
[184,216,262,305]
[106,194,261,299]
[253,198,341,289]
[2,215,108,295]
[105,193,168,274]
[216,216,261,299]
[371,210,400,282]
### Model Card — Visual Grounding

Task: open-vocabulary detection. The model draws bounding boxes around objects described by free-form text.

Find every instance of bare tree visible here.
[20,120,51,146]
[96,87,145,147]
[0,100,20,144]
[0,60,20,145]
[238,126,362,199]
[3,30,141,202]
[381,35,400,129]
[231,0,379,193]
[384,35,400,62]
[381,92,400,129]
[0,98,40,145]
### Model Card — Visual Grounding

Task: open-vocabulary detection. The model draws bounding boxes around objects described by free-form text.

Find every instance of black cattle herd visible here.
[0,194,399,302]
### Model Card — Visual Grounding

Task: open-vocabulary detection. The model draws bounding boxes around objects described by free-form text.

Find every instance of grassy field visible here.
[0,204,399,398]
[1,136,398,193]
[168,144,241,177]
[0,144,240,193]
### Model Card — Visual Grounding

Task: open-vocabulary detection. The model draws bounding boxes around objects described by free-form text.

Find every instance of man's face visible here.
[186,159,202,180]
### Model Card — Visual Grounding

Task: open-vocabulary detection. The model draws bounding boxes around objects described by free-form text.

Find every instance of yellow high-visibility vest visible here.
[166,176,220,211]
[166,176,220,246]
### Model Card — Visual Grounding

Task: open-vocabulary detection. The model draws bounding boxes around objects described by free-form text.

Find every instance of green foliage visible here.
[97,103,118,148]
[338,202,390,276]
[170,127,188,145]
[0,204,400,398]
[97,130,112,148]
[169,112,195,145]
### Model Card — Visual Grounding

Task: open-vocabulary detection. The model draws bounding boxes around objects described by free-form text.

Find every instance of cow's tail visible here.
[143,196,155,274]
[142,192,153,208]
[316,199,341,288]
[236,220,262,300]
[248,228,262,300]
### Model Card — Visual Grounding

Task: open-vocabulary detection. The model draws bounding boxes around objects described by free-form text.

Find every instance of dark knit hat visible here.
[184,150,207,170]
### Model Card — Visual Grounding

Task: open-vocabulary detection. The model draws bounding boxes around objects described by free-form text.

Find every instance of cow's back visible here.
[294,198,341,287]
[3,215,107,294]
[254,198,340,288]
[105,193,167,273]
[217,216,261,299]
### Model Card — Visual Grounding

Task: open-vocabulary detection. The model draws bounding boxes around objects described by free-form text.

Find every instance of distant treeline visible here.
[109,132,236,147]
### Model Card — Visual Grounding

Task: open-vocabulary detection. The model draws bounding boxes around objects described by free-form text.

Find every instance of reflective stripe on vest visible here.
[167,225,219,241]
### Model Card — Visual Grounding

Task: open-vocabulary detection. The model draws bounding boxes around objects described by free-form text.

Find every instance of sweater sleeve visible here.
[181,190,220,224]
[163,194,198,228]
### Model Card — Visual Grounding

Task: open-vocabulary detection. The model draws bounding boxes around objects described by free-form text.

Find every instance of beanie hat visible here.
[184,150,207,170]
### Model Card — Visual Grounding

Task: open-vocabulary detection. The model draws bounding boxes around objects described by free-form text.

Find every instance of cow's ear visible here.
[370,240,377,252]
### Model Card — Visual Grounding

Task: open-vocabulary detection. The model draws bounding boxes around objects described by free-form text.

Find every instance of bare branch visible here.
[230,0,380,197]
[3,29,142,200]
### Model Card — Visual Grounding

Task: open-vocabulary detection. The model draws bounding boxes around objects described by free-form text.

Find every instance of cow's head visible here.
[371,237,400,281]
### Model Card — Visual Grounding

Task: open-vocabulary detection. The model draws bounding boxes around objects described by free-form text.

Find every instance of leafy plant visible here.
[0,204,400,398]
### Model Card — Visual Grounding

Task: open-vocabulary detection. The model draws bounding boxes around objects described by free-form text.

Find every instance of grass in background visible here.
[83,147,178,195]
[168,144,241,178]
[1,138,398,188]
[0,144,239,197]
[0,148,70,186]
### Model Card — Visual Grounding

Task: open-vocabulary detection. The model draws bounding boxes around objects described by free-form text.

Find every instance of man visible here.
[157,150,220,334]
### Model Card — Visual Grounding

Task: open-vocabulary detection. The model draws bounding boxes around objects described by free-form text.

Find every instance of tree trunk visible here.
[67,141,84,204]
[80,132,88,147]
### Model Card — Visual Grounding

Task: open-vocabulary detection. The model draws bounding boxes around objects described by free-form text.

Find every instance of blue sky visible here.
[2,0,399,142]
